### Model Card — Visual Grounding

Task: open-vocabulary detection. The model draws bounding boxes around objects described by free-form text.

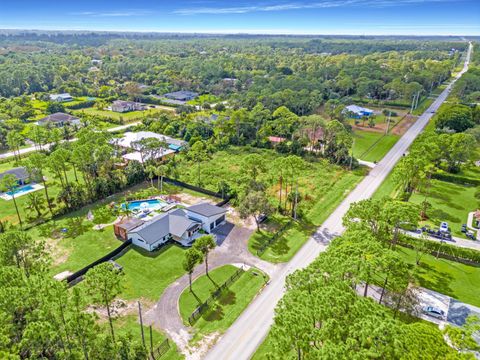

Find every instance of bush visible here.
[432,172,480,186]
[65,100,96,110]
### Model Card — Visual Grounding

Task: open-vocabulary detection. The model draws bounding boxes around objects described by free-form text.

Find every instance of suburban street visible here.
[204,42,473,360]
[0,121,141,160]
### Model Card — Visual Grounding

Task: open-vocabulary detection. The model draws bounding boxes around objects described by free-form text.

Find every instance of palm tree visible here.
[145,165,156,188]
[155,165,168,193]
[25,192,46,218]
[0,174,22,227]
[25,153,54,216]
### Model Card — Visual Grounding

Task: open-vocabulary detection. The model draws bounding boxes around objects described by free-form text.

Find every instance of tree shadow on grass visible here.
[207,274,219,288]
[428,208,461,224]
[202,304,224,322]
[218,289,236,306]
[414,261,455,298]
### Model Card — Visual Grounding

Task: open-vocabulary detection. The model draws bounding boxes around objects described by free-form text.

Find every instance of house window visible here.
[210,222,214,231]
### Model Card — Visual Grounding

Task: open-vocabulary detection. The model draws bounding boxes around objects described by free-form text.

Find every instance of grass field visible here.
[397,247,480,307]
[117,245,187,301]
[178,265,267,342]
[409,178,478,238]
[352,131,399,162]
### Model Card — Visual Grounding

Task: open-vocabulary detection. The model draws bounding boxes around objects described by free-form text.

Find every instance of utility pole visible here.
[410,93,416,113]
[293,182,299,220]
[385,111,391,135]
[415,91,421,109]
[138,301,146,350]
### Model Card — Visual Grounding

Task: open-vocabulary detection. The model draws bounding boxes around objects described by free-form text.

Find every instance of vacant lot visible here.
[409,178,478,238]
[73,107,174,121]
[352,131,400,162]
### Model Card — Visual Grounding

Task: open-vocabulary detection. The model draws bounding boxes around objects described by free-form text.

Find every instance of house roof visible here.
[112,100,144,108]
[129,210,200,244]
[115,131,186,149]
[38,112,80,124]
[268,136,286,143]
[122,149,176,164]
[186,203,227,218]
[0,167,29,181]
[115,217,144,232]
[344,105,374,115]
[50,93,72,100]
[163,90,199,100]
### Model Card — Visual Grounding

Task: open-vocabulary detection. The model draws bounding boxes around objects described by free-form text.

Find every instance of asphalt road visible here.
[204,42,473,360]
[0,121,140,160]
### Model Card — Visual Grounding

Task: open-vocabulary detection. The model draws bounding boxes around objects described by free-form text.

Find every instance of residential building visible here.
[185,203,227,233]
[163,90,199,102]
[111,100,146,113]
[343,105,374,118]
[124,203,227,250]
[49,93,73,102]
[0,167,30,186]
[38,112,81,127]
[113,131,186,164]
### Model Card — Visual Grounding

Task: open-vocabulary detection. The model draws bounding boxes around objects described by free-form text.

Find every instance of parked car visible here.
[422,306,445,320]
[440,222,449,233]
[466,231,476,240]
[461,224,467,233]
[258,214,268,223]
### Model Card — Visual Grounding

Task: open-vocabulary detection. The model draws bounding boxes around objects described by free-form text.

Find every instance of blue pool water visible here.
[122,199,166,211]
[7,185,35,196]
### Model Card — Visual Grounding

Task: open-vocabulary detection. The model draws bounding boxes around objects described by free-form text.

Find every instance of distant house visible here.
[114,217,145,241]
[0,167,30,186]
[125,204,226,250]
[163,91,199,102]
[38,112,81,127]
[268,136,286,145]
[343,105,374,119]
[113,131,187,164]
[111,100,146,113]
[49,93,73,102]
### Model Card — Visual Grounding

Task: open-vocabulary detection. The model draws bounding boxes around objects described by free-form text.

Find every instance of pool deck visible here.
[0,183,44,201]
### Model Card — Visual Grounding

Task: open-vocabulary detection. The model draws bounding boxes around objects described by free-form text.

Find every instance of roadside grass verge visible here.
[179,265,267,343]
[353,131,399,162]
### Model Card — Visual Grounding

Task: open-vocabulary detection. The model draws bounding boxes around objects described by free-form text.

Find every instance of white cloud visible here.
[71,9,153,17]
[173,0,451,15]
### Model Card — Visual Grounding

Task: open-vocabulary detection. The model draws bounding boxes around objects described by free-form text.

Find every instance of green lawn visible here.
[112,315,182,360]
[116,245,187,301]
[352,130,399,162]
[409,178,478,238]
[397,247,480,307]
[178,265,267,342]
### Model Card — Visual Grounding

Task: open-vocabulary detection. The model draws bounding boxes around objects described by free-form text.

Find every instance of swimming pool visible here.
[7,185,35,196]
[122,199,167,212]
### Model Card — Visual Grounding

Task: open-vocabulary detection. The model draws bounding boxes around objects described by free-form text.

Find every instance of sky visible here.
[1,0,479,36]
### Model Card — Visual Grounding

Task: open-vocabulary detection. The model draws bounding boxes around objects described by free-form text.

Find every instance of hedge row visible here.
[432,172,480,186]
[400,235,480,264]
[65,100,96,110]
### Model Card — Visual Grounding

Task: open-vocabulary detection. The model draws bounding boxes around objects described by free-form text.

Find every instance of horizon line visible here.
[0,27,479,37]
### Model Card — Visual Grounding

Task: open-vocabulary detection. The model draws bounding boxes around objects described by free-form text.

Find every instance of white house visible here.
[49,93,73,102]
[186,203,227,233]
[111,100,146,113]
[37,112,81,127]
[343,104,374,119]
[126,204,227,250]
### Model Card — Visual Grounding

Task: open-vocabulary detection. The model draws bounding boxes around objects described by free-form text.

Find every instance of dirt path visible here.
[143,222,280,357]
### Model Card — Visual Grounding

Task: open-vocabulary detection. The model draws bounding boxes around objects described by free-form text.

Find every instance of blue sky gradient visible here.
[1,0,479,35]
